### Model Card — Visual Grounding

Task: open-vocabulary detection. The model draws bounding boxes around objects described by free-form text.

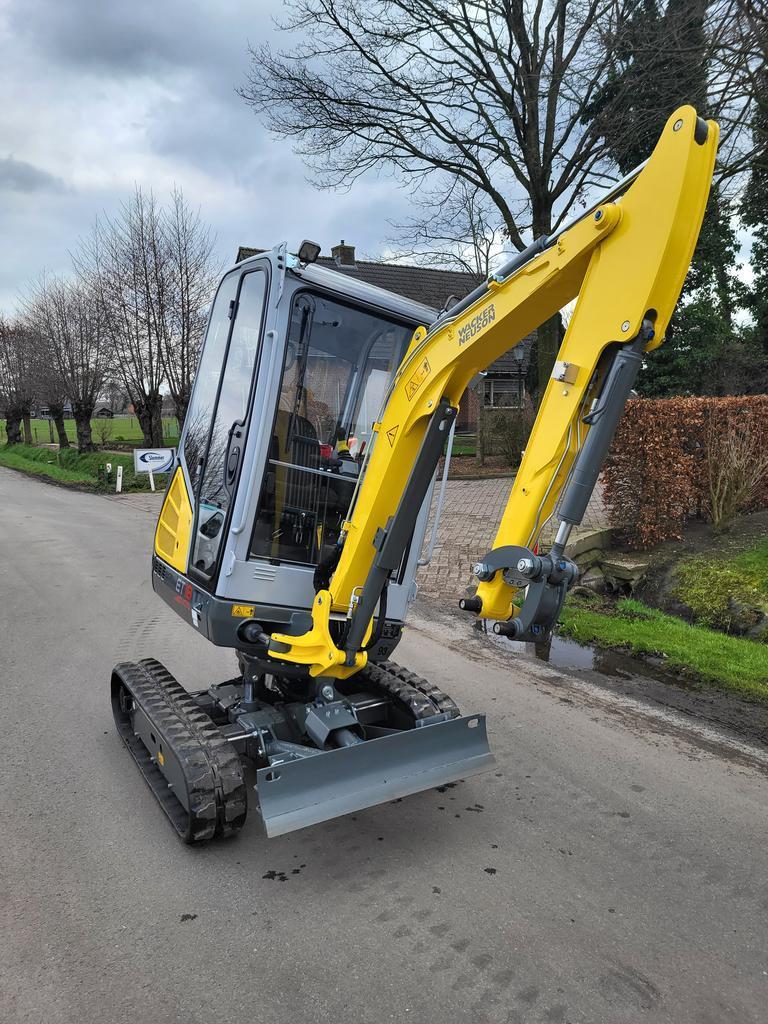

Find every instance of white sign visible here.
[133,448,176,474]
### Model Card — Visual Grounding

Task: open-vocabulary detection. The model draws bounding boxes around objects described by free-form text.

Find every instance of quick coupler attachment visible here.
[255,713,495,837]
[467,543,579,642]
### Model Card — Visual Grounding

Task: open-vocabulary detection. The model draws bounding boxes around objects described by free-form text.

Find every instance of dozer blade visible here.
[256,714,494,837]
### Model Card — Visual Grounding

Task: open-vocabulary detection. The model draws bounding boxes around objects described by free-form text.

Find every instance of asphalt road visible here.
[1,466,767,1024]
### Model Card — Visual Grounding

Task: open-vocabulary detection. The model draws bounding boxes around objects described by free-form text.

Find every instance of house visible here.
[36,401,74,420]
[236,241,534,433]
[94,406,113,419]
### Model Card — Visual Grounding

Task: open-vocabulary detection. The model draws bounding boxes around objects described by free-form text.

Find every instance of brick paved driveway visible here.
[116,476,610,604]
[416,476,610,600]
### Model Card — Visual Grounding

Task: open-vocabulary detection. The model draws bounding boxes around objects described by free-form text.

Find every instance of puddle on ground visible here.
[473,621,688,687]
[469,614,768,750]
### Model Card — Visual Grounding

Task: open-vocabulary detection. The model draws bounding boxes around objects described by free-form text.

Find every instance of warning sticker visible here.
[231,604,256,618]
[386,425,399,446]
[405,357,431,401]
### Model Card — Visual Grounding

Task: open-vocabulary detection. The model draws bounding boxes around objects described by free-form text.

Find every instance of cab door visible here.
[179,266,268,583]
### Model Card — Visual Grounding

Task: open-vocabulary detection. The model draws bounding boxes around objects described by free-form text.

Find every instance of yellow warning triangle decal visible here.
[386,425,399,447]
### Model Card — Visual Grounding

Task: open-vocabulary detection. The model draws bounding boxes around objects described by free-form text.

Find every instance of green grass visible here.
[444,433,476,456]
[670,539,768,634]
[559,596,768,701]
[0,416,179,447]
[732,539,768,596]
[0,444,168,492]
[450,435,477,456]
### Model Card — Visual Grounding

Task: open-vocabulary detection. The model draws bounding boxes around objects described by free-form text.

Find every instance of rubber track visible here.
[112,659,247,844]
[380,661,461,720]
[361,661,461,722]
[139,658,248,838]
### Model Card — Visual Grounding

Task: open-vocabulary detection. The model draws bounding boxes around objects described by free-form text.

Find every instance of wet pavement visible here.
[471,613,768,755]
[3,466,768,1024]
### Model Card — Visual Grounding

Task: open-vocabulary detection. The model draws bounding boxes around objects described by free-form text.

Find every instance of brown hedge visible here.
[602,396,768,549]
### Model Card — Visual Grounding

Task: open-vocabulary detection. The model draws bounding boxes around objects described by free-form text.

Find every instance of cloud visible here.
[0,156,67,194]
[0,0,414,311]
[8,0,282,80]
[10,0,203,75]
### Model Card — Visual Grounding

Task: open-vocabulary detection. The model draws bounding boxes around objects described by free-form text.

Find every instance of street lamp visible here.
[513,342,525,408]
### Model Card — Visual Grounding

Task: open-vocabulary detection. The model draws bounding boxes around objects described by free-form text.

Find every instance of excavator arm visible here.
[270,106,718,679]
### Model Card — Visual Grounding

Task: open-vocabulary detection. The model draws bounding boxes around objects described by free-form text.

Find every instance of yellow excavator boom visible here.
[270,106,718,678]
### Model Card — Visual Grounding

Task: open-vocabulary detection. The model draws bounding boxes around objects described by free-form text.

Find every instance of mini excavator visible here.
[112,108,717,840]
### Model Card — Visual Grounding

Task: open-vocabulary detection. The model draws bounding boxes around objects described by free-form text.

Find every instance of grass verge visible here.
[0,444,166,492]
[0,416,179,447]
[559,596,768,702]
[670,539,768,635]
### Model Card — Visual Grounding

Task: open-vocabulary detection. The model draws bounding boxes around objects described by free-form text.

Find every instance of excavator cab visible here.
[154,248,436,654]
[113,246,494,840]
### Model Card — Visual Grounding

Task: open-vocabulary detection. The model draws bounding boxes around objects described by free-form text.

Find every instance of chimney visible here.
[331,240,356,266]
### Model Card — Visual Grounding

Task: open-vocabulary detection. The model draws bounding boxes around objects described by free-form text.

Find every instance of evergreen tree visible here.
[641,186,741,397]
[585,0,743,396]
[584,0,708,169]
[742,66,768,355]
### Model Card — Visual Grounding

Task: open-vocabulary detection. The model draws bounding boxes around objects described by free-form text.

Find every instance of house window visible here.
[483,379,522,409]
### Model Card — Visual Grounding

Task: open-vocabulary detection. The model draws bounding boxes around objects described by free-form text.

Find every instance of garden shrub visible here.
[490,406,535,466]
[476,406,534,466]
[603,396,768,548]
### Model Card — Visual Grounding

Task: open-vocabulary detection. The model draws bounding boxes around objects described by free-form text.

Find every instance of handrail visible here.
[417,418,456,567]
[268,458,358,481]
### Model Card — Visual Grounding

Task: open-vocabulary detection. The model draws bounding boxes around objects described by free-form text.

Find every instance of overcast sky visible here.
[0,0,414,311]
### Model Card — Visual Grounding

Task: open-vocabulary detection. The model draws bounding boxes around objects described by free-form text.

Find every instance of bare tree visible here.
[586,0,762,190]
[102,380,129,415]
[386,181,511,277]
[702,0,767,188]
[79,189,167,447]
[161,188,219,429]
[32,338,71,448]
[241,0,762,387]
[94,415,114,449]
[0,317,36,445]
[78,187,217,445]
[23,275,108,452]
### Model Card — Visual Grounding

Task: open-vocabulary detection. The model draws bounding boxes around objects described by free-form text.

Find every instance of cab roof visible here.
[236,250,438,328]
